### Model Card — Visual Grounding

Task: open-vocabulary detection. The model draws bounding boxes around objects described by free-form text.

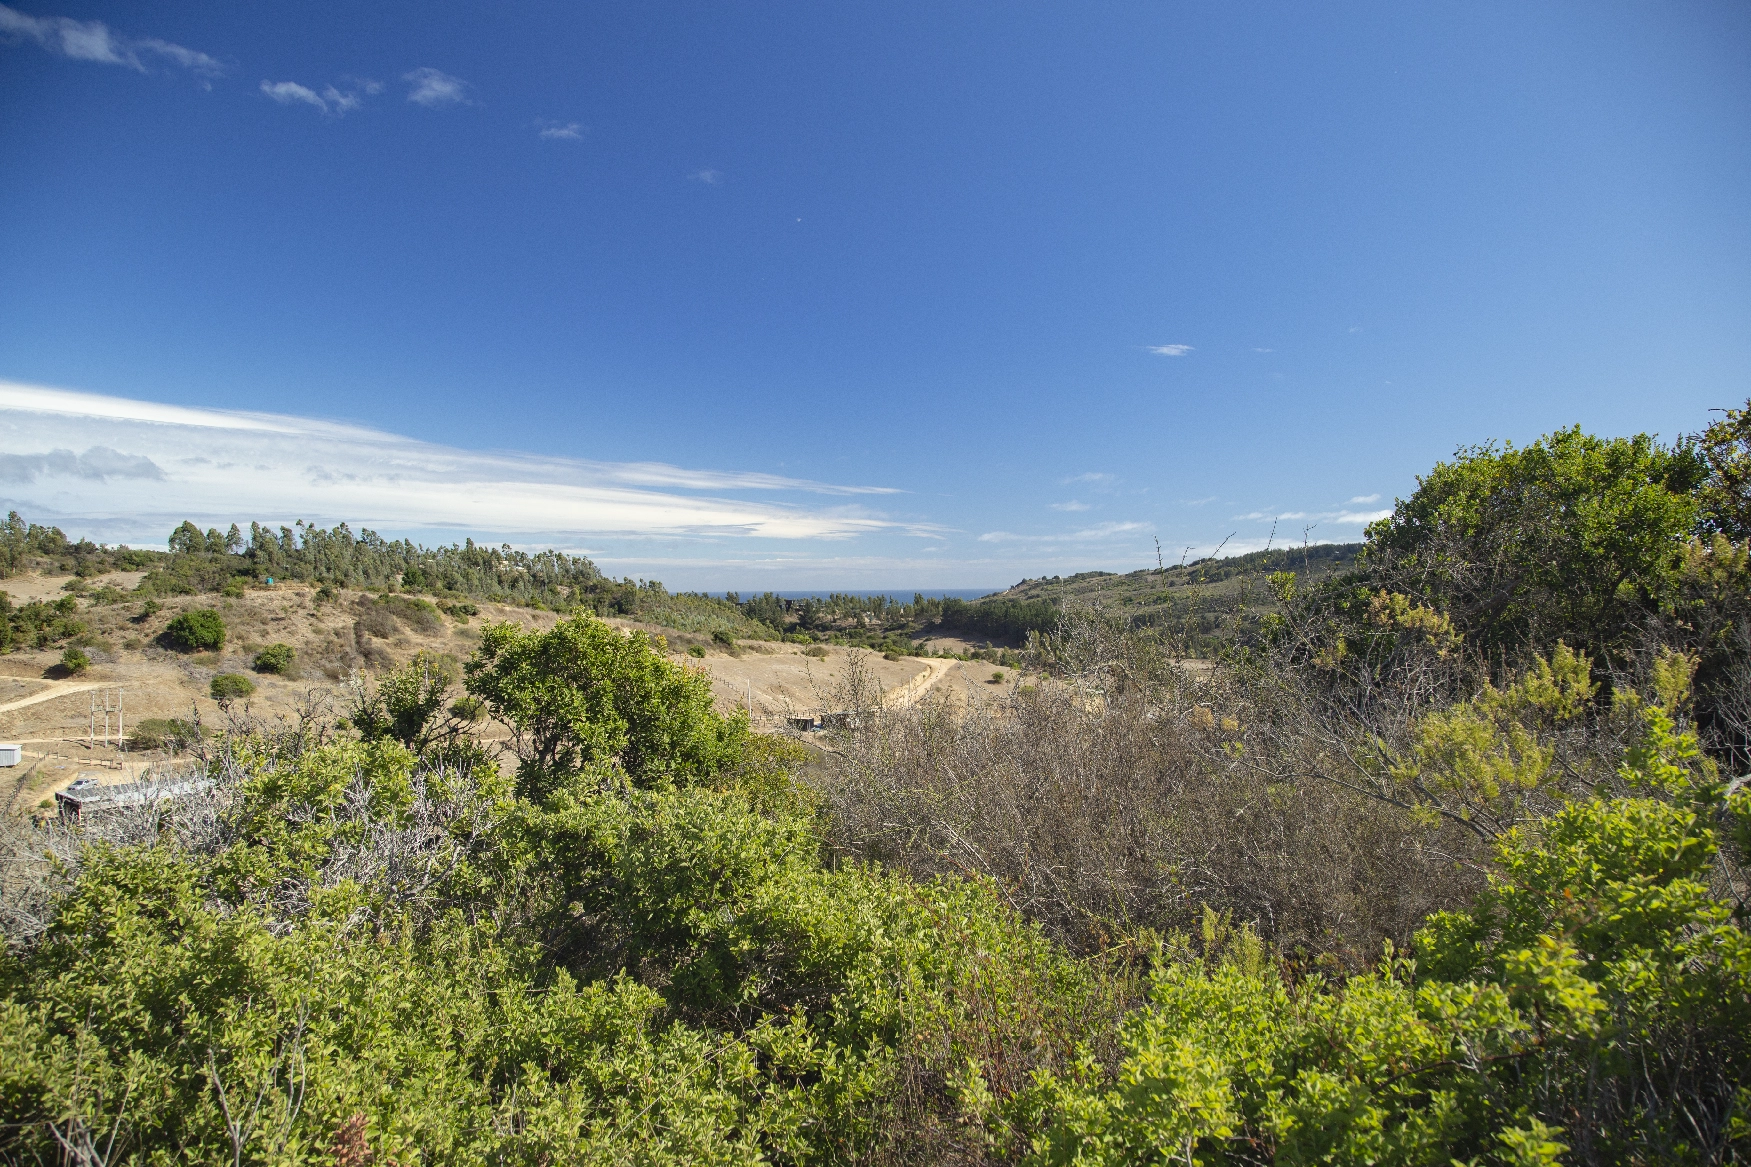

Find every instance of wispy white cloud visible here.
[690,169,723,185]
[261,80,325,110]
[1062,472,1113,485]
[404,66,469,107]
[977,521,1149,545]
[1048,500,1089,512]
[1348,493,1380,504]
[538,120,582,140]
[1233,506,1389,526]
[259,78,375,115]
[1146,344,1193,356]
[1253,347,1273,353]
[0,4,222,77]
[0,381,931,546]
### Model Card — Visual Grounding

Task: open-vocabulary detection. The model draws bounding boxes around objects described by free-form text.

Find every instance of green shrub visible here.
[209,672,255,701]
[220,577,246,598]
[349,651,463,754]
[128,717,197,751]
[252,642,295,674]
[164,608,225,652]
[687,643,706,658]
[59,647,89,675]
[380,594,443,634]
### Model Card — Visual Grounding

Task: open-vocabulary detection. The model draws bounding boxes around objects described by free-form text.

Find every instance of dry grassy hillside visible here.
[0,572,1011,817]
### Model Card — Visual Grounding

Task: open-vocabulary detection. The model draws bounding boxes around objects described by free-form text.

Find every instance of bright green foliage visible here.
[163,608,225,652]
[58,647,89,675]
[209,672,255,702]
[0,728,1111,1163]
[466,615,748,797]
[1028,663,1751,1165]
[1364,427,1706,663]
[252,642,295,673]
[1386,643,1597,833]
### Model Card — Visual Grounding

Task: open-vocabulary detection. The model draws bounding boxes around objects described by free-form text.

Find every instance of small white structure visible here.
[0,743,21,766]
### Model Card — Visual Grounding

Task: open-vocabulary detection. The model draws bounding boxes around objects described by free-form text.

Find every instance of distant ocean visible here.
[705,589,1003,602]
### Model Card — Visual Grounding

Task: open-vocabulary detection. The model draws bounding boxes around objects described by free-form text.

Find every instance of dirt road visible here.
[0,679,114,717]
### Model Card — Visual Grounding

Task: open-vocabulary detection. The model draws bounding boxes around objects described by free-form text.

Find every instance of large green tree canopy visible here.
[1362,426,1707,664]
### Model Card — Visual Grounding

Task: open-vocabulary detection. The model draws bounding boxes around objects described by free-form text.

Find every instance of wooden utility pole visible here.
[88,688,123,748]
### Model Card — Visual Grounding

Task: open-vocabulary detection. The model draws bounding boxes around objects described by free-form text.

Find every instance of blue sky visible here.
[2,1,1747,589]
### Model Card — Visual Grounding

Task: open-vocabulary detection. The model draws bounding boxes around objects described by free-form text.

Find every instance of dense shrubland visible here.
[1,404,1749,1164]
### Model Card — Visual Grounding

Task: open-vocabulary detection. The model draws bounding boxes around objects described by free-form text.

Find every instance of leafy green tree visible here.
[163,609,225,652]
[58,647,89,675]
[1694,397,1751,539]
[465,615,747,798]
[1362,426,1706,664]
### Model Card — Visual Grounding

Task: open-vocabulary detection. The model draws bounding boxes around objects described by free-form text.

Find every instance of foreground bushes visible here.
[1022,684,1750,1164]
[2,626,1742,1163]
[0,724,1123,1163]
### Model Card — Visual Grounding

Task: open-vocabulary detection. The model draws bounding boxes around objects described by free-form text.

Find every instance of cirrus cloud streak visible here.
[0,381,925,546]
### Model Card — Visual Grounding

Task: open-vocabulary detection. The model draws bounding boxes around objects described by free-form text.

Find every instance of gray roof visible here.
[56,776,213,810]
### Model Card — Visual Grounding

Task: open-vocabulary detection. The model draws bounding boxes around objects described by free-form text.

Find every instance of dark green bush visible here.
[252,642,295,674]
[128,717,197,752]
[209,672,255,701]
[163,608,225,652]
[59,647,89,675]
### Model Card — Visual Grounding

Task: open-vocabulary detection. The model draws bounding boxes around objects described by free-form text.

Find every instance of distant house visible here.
[55,775,213,820]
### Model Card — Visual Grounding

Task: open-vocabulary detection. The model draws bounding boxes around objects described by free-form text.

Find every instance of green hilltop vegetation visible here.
[1,401,1749,1163]
[964,541,1365,651]
[0,507,1357,659]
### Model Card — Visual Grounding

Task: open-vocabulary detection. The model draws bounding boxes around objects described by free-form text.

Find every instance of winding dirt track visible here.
[0,680,112,717]
[883,658,956,708]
